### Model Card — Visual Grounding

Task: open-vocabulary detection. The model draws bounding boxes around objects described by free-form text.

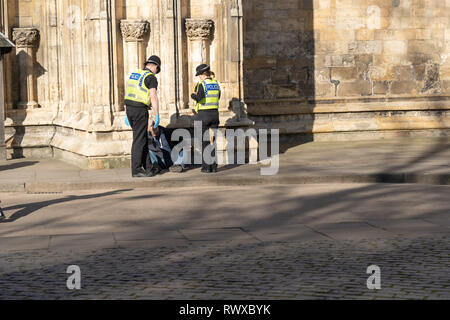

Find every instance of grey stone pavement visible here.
[0,137,449,299]
[0,137,449,193]
[0,184,449,300]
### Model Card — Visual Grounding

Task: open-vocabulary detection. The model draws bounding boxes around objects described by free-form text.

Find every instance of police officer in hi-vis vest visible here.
[125,55,161,178]
[191,64,221,173]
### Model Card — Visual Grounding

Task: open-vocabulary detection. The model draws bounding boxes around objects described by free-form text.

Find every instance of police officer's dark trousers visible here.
[126,105,152,175]
[195,109,219,171]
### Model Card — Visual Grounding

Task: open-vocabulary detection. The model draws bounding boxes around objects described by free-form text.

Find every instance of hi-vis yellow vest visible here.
[125,69,153,107]
[196,78,220,111]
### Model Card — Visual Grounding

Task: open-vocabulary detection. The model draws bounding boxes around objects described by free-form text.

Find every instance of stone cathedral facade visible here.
[1,0,449,168]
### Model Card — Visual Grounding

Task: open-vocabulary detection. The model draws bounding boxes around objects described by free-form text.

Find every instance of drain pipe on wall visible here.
[106,0,115,125]
[236,0,242,104]
[173,0,180,117]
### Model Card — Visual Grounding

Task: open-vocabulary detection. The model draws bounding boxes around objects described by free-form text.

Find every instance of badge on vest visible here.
[205,83,220,91]
[130,73,141,80]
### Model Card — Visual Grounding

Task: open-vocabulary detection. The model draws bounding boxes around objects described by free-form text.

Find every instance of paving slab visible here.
[306,222,397,240]
[35,171,81,182]
[422,217,450,228]
[179,228,256,241]
[79,170,121,181]
[0,235,50,252]
[113,230,185,241]
[48,233,116,251]
[116,239,189,249]
[244,224,330,242]
[366,219,450,237]
[0,183,25,192]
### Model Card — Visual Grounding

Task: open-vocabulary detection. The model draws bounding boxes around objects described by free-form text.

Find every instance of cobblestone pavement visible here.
[1,235,449,300]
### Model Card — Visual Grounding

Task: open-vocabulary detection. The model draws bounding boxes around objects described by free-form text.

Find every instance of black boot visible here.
[201,166,211,173]
[151,165,162,175]
[132,168,154,178]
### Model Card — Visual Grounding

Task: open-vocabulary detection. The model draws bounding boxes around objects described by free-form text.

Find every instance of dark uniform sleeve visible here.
[191,83,205,102]
[144,74,158,90]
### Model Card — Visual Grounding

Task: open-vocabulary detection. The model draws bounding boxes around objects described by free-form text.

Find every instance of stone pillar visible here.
[0,55,6,160]
[227,3,254,127]
[185,19,214,97]
[120,20,150,80]
[12,28,39,109]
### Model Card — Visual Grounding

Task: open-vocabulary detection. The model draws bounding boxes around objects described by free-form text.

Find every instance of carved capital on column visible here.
[185,19,214,41]
[12,28,40,48]
[120,20,150,42]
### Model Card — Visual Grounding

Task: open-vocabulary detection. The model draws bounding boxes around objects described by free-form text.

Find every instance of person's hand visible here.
[191,93,197,100]
[125,115,130,127]
[154,114,160,128]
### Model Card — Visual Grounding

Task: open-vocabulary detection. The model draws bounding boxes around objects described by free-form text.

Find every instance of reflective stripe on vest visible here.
[198,79,220,110]
[125,69,153,107]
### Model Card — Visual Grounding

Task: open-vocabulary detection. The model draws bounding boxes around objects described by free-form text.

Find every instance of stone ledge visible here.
[6,146,53,160]
[53,147,131,170]
[246,94,450,104]
[278,129,450,144]
[247,96,450,116]
[0,182,25,193]
[251,110,450,134]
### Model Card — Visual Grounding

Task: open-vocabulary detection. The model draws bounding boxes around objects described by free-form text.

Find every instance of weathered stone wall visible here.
[315,0,450,98]
[1,0,449,167]
[243,0,314,100]
[243,0,450,139]
[243,0,450,100]
[1,0,252,167]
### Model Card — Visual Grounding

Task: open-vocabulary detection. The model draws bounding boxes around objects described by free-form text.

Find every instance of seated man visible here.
[148,122,185,173]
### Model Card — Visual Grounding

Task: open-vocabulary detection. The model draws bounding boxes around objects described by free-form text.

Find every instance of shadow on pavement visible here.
[1,189,134,224]
[0,181,448,299]
[0,161,40,172]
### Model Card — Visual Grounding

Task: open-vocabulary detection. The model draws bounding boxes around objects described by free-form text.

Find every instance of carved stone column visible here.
[0,55,6,160]
[185,19,214,98]
[12,28,39,109]
[227,4,254,127]
[120,20,150,81]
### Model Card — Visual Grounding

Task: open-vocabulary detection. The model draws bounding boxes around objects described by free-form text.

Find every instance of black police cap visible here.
[195,64,210,76]
[145,55,161,74]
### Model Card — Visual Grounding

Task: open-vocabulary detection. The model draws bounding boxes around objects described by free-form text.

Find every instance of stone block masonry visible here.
[243,0,450,141]
[1,0,254,167]
[1,0,449,167]
[243,0,450,100]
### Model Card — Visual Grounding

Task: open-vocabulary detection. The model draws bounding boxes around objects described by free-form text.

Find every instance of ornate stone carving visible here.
[120,20,150,42]
[12,28,39,48]
[185,19,214,40]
